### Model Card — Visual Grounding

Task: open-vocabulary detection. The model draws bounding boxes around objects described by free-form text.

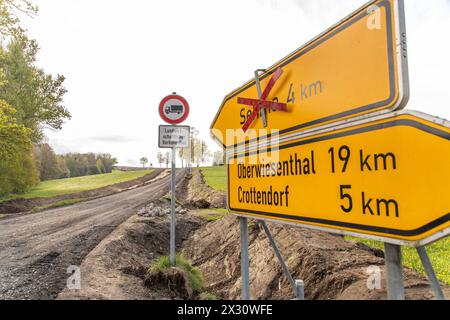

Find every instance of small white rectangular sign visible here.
[159,125,190,148]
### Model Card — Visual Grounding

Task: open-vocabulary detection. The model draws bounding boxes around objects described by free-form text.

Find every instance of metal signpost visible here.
[159,94,190,266]
[211,0,449,300]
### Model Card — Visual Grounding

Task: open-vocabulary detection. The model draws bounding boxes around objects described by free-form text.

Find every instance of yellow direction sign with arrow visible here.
[227,111,450,246]
[211,0,409,148]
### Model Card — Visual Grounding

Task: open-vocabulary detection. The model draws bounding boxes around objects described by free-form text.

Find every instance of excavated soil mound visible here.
[178,169,226,209]
[0,169,166,215]
[58,213,204,300]
[184,215,450,300]
[145,267,193,300]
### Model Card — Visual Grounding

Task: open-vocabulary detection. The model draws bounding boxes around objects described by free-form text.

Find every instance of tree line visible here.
[33,143,117,180]
[0,1,116,196]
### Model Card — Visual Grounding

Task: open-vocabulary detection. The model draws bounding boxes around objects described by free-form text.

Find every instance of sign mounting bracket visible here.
[255,69,267,128]
[239,67,287,132]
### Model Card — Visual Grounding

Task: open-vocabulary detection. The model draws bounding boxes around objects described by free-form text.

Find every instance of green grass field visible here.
[1,169,154,201]
[347,236,450,285]
[200,166,227,191]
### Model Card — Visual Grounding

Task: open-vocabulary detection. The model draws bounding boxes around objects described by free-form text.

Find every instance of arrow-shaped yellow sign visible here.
[227,111,450,246]
[211,0,409,148]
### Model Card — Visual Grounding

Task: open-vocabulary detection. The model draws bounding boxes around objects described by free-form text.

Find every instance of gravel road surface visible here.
[0,169,186,300]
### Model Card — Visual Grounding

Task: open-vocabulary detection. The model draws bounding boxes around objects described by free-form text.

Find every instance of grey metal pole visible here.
[294,280,305,301]
[416,246,446,300]
[261,222,296,292]
[240,217,250,300]
[384,243,405,300]
[170,147,176,266]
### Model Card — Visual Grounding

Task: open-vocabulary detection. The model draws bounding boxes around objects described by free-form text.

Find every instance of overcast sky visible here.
[21,0,450,166]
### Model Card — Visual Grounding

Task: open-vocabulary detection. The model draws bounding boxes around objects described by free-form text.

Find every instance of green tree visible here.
[0,101,37,195]
[64,153,81,177]
[88,164,100,175]
[33,143,61,181]
[62,153,117,177]
[96,158,105,174]
[98,154,117,173]
[56,155,70,178]
[0,35,71,142]
[0,1,37,40]
[0,1,72,195]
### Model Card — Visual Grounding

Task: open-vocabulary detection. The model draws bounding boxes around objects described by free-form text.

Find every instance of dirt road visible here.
[0,169,186,300]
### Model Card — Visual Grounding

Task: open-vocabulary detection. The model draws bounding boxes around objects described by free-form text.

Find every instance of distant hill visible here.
[114,166,151,172]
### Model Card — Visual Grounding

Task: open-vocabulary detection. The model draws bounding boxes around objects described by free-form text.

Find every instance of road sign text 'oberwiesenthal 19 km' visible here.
[211,0,450,247]
[211,0,409,148]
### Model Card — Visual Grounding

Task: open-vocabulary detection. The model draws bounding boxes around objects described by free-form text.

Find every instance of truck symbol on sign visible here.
[165,104,184,115]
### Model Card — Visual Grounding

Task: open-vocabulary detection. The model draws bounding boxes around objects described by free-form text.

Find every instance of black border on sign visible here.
[211,0,404,149]
[227,119,450,237]
[158,125,191,149]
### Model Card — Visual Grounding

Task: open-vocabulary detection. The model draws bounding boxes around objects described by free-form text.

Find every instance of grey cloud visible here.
[89,135,134,143]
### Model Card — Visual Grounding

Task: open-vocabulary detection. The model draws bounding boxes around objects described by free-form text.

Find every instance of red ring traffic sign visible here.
[159,94,190,124]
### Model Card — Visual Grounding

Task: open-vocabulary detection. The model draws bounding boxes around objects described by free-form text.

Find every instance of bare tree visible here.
[178,148,186,168]
[213,150,225,166]
[165,152,170,168]
[140,157,148,168]
[157,152,165,168]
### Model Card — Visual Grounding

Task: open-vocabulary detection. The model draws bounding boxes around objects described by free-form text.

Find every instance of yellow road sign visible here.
[211,0,409,148]
[227,111,450,246]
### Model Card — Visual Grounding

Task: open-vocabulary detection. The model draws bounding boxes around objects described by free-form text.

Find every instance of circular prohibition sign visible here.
[159,94,190,125]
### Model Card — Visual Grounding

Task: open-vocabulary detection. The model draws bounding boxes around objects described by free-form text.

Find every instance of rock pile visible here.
[137,202,187,217]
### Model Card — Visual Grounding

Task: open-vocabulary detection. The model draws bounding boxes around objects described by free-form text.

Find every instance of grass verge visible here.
[1,169,154,201]
[148,254,204,294]
[31,198,86,212]
[199,292,219,300]
[347,236,450,285]
[200,166,226,191]
[196,209,227,222]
